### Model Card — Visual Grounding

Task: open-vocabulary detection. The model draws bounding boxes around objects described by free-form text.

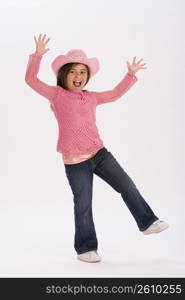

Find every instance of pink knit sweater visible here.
[25,52,138,160]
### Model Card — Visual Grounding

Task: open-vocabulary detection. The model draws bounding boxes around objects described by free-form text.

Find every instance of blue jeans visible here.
[64,147,158,254]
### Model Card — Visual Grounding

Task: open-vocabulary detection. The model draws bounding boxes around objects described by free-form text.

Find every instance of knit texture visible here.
[25,53,138,155]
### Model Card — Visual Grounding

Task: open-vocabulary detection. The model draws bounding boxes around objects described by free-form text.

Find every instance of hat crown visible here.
[67,49,87,61]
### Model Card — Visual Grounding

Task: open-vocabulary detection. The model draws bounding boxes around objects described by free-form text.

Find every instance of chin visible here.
[73,85,85,90]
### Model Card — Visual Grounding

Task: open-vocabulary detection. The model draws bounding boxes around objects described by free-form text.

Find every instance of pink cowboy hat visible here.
[51,49,100,78]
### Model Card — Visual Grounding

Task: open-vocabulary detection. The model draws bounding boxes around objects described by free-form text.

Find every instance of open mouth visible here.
[73,81,82,87]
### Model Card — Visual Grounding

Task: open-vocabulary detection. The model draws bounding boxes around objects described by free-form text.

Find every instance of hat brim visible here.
[51,55,100,78]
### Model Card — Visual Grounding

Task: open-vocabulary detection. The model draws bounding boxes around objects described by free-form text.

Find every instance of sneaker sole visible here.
[77,257,101,263]
[143,224,169,235]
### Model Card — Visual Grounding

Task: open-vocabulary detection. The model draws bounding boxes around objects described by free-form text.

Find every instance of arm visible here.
[92,71,138,106]
[25,52,58,102]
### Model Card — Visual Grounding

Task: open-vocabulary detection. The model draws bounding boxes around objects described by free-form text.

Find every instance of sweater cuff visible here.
[127,71,137,80]
[31,52,43,58]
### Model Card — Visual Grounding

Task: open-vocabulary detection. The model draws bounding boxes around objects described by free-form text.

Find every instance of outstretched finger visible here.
[38,33,42,41]
[34,35,37,44]
[133,56,136,64]
[137,58,143,64]
[41,34,46,42]
[140,63,147,66]
[44,37,50,45]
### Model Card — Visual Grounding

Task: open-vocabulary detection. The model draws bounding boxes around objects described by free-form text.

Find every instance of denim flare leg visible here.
[64,147,158,255]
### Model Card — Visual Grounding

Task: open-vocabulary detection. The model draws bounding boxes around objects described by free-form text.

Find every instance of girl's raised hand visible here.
[34,33,50,55]
[127,57,147,74]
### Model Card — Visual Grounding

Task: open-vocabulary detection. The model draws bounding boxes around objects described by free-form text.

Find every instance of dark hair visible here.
[50,63,90,112]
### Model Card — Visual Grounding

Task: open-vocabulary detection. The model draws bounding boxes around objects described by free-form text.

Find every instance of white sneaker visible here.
[77,250,101,263]
[143,220,169,235]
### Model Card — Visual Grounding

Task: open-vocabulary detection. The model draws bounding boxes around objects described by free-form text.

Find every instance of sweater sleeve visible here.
[92,71,138,106]
[25,52,58,102]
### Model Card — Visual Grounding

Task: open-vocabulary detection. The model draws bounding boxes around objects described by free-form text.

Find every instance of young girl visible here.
[25,33,169,263]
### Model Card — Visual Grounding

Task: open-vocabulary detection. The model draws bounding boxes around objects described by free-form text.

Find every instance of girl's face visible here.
[66,64,88,91]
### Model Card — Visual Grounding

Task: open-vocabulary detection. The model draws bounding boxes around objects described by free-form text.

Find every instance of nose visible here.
[74,74,81,79]
[77,71,81,76]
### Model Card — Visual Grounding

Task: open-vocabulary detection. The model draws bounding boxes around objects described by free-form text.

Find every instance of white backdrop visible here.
[0,0,185,277]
